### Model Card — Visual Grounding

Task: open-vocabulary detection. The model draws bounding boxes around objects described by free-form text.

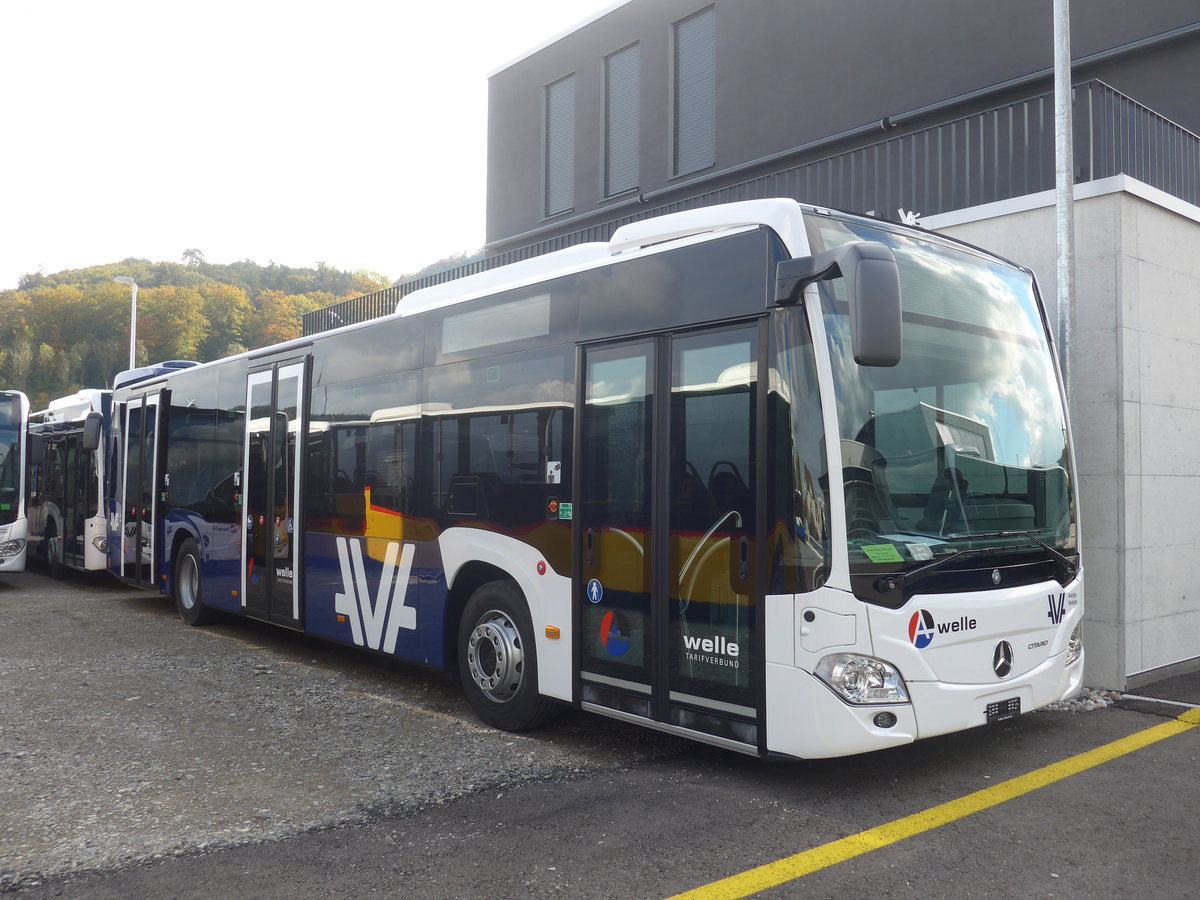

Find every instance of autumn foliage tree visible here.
[0,255,393,410]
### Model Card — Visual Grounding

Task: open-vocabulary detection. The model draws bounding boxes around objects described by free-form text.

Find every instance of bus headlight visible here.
[815,653,910,704]
[0,538,26,559]
[1065,622,1083,666]
[92,537,108,552]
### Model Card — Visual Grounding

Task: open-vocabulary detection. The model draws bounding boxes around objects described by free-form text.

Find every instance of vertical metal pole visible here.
[1054,0,1075,400]
[128,282,139,370]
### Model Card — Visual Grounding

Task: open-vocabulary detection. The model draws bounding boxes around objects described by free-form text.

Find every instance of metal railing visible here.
[304,80,1199,336]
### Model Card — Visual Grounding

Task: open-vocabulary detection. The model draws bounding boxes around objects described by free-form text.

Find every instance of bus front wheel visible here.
[46,523,63,579]
[174,538,218,626]
[457,580,557,732]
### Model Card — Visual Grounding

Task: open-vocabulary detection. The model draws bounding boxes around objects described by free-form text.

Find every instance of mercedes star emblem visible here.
[991,568,1001,585]
[993,640,1014,678]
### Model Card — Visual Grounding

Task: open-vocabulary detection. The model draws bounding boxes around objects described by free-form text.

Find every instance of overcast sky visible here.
[0,0,620,290]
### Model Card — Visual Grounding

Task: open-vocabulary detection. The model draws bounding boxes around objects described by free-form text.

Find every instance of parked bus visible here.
[0,390,31,573]
[26,390,110,576]
[106,199,1082,758]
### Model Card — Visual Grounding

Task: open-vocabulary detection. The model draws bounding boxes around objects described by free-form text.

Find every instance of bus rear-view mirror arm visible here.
[775,240,903,367]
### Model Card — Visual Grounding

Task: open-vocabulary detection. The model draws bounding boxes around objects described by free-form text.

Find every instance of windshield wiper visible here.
[893,529,1078,586]
[1013,530,1079,582]
[874,544,1011,595]
[885,528,945,540]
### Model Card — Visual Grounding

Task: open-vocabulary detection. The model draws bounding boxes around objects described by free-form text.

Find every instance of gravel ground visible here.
[0,574,686,892]
[1042,685,1121,713]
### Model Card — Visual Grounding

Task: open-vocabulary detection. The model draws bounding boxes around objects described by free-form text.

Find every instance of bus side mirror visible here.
[27,431,45,464]
[775,241,903,367]
[82,412,102,452]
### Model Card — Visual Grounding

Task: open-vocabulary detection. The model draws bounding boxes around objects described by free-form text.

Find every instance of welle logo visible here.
[334,537,417,652]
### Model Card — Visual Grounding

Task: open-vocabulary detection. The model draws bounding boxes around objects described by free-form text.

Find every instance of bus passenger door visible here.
[579,341,656,713]
[579,324,760,749]
[120,391,164,589]
[242,360,306,627]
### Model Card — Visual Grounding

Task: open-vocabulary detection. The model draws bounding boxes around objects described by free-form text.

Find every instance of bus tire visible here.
[174,538,218,626]
[457,580,557,732]
[46,524,64,579]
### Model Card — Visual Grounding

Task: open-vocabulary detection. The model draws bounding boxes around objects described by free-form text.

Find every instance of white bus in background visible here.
[0,390,31,573]
[27,390,109,576]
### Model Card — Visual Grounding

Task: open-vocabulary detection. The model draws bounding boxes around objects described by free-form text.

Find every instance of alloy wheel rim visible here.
[466,610,524,703]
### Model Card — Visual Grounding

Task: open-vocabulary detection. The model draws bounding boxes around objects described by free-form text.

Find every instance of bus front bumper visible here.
[0,538,28,572]
[765,649,1084,759]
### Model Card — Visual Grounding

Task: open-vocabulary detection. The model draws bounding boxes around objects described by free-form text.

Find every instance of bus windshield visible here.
[0,395,22,526]
[805,214,1075,581]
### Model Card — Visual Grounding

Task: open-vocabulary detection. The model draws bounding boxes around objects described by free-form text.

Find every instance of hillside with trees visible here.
[0,252,392,410]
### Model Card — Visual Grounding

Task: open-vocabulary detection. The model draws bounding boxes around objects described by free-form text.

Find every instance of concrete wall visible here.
[927,179,1200,689]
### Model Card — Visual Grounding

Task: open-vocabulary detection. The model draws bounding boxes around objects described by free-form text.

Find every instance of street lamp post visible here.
[114,276,138,369]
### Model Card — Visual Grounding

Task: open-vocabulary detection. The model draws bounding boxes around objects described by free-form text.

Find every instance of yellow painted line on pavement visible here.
[670,709,1200,900]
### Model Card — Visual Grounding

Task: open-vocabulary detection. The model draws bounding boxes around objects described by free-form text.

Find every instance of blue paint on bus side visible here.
[303,531,447,668]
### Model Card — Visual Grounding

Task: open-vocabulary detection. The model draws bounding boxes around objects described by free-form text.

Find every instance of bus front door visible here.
[579,324,760,750]
[241,361,306,627]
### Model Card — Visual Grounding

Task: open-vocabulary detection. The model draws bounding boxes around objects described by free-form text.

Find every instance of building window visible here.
[544,74,576,218]
[672,7,715,178]
[605,43,640,197]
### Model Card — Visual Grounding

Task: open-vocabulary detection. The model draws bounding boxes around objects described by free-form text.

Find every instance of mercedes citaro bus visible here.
[105,199,1082,758]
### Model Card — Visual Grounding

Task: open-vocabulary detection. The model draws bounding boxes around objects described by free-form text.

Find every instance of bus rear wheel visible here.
[174,538,218,626]
[457,580,557,732]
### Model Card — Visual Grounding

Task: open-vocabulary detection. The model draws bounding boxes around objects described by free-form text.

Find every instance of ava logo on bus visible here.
[908,609,978,648]
[1047,592,1067,625]
[334,537,417,653]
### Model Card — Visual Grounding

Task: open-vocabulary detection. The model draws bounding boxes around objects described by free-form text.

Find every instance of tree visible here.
[4,339,32,386]
[0,253,410,392]
[86,285,141,386]
[197,282,252,360]
[350,270,392,294]
[245,290,306,348]
[138,286,209,362]
[27,284,85,347]
[0,293,32,347]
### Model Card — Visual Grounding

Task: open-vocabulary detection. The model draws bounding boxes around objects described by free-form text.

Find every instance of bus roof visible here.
[398,199,813,318]
[43,389,108,422]
[113,360,200,390]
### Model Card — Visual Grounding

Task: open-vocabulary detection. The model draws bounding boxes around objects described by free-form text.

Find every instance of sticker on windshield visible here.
[861,544,904,564]
[906,543,934,561]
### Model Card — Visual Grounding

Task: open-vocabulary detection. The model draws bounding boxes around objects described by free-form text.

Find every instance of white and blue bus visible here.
[0,390,31,573]
[105,199,1083,758]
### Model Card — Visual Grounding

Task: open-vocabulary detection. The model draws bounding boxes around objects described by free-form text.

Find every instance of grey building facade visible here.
[485,0,1199,253]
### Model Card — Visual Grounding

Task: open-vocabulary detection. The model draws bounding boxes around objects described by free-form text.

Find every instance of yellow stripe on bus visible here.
[670,709,1200,900]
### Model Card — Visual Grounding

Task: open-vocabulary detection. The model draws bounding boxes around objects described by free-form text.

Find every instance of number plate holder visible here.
[986,697,1021,724]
